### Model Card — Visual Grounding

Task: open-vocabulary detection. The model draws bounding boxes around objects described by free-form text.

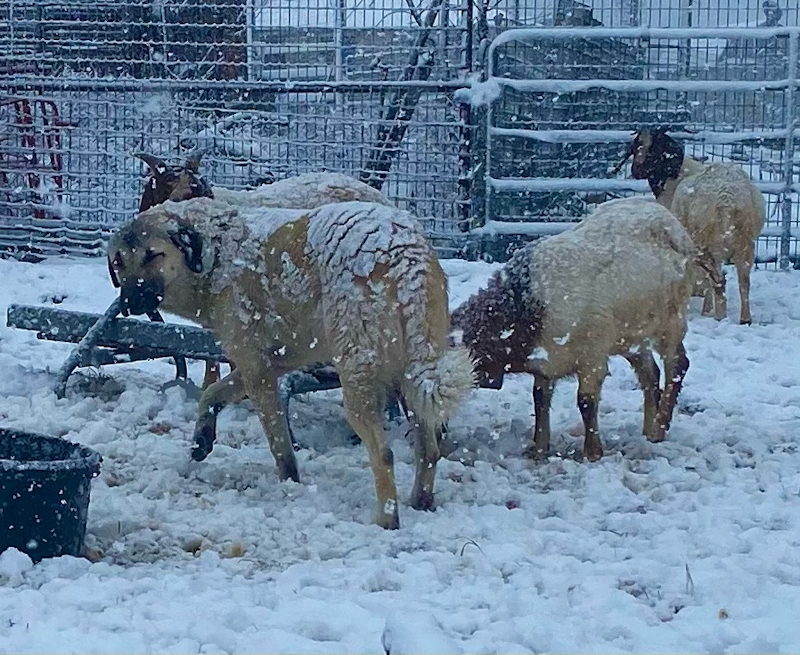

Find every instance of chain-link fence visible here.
[1,0,798,265]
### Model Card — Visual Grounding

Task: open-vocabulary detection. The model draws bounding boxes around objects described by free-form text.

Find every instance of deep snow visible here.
[0,255,799,653]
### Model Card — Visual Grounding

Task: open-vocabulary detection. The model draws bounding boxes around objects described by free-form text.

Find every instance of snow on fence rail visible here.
[488,128,800,144]
[498,79,798,94]
[489,26,800,45]
[488,177,798,195]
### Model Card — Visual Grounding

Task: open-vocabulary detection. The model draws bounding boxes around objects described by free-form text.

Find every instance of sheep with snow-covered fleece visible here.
[451,197,696,461]
[131,151,393,389]
[108,197,475,529]
[134,151,391,213]
[619,127,765,325]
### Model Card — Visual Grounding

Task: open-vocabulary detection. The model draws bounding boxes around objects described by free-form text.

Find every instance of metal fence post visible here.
[781,30,797,271]
[456,0,474,235]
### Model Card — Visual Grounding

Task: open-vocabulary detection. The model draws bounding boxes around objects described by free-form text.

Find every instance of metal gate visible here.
[479,26,799,269]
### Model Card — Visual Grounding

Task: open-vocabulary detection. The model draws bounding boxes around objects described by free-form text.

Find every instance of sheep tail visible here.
[695,248,726,294]
[402,348,476,431]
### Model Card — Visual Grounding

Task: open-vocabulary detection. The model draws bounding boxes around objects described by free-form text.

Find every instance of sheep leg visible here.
[238,364,300,483]
[202,361,220,389]
[696,250,726,319]
[734,245,754,325]
[623,350,661,439]
[701,286,714,316]
[577,370,605,462]
[191,368,247,461]
[341,380,400,529]
[712,261,727,321]
[650,342,689,443]
[409,421,441,512]
[525,375,553,460]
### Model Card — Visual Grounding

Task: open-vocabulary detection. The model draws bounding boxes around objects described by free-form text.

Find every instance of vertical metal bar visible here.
[246,0,254,81]
[335,0,346,84]
[678,0,693,79]
[9,0,14,56]
[780,30,797,271]
[484,40,494,232]
[628,0,640,27]
[457,0,473,234]
[464,0,473,67]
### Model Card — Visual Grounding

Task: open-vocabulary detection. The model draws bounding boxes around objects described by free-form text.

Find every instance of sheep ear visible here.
[184,150,205,173]
[170,226,204,273]
[107,256,120,288]
[610,141,634,175]
[133,152,168,176]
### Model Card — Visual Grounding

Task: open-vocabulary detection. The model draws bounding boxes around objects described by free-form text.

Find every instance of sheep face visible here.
[451,262,544,389]
[135,152,214,212]
[629,129,685,198]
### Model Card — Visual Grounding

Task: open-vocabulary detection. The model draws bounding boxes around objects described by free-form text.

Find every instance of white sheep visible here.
[109,198,475,529]
[134,151,391,212]
[451,197,695,461]
[132,152,392,390]
[625,128,766,324]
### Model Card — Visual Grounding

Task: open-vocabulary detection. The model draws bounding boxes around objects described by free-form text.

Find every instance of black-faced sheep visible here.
[451,197,695,461]
[622,128,765,325]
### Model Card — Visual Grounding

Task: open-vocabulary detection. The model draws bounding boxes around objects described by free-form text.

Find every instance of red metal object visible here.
[0,98,72,218]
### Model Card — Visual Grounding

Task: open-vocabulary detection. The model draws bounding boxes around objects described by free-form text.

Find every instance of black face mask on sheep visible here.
[107,218,204,318]
[614,128,685,198]
[135,151,214,212]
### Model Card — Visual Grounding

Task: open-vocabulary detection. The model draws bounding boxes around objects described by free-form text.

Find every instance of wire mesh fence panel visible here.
[0,0,473,258]
[479,26,799,267]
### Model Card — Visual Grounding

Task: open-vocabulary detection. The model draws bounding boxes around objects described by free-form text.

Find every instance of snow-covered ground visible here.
[0,255,799,653]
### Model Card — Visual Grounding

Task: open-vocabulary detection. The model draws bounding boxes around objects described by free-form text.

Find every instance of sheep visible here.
[134,151,392,212]
[621,127,766,325]
[132,151,393,390]
[108,198,475,528]
[451,197,696,461]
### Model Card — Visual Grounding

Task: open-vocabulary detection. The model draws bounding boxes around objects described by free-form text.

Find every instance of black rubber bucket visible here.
[0,428,101,562]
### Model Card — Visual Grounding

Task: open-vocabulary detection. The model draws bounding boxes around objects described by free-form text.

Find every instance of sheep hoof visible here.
[276,456,300,483]
[376,511,400,530]
[523,444,549,461]
[191,418,216,462]
[410,489,435,512]
[584,448,603,463]
[583,438,603,462]
[740,318,752,326]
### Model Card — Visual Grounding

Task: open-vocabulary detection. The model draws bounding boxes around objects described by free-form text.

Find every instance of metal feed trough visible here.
[5,300,344,405]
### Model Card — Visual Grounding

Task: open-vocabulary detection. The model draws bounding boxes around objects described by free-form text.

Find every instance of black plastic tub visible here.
[0,428,101,562]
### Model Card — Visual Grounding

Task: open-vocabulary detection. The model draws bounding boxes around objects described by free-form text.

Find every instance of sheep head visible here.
[627,128,685,198]
[135,151,214,212]
[450,248,544,389]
